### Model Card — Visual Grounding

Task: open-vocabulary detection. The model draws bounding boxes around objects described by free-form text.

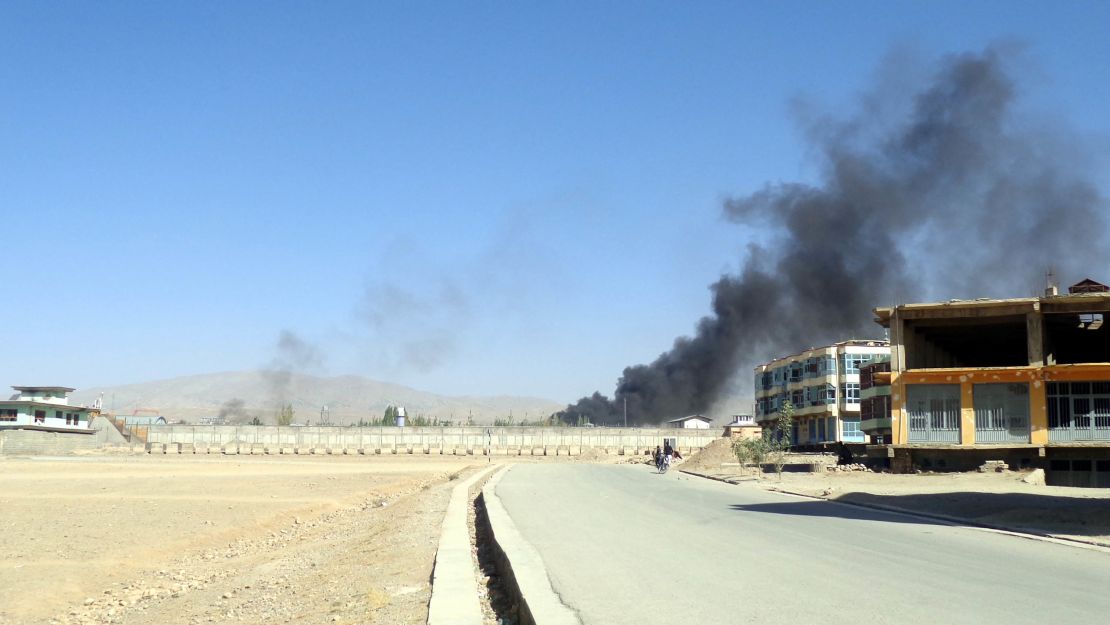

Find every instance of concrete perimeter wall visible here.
[145,425,721,456]
[0,429,103,455]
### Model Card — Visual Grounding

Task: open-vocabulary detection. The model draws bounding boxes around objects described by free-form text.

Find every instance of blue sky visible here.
[3,1,1109,402]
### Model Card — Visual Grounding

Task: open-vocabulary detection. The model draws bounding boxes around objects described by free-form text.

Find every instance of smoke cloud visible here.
[261,330,325,413]
[358,281,470,373]
[217,397,251,423]
[561,46,1107,425]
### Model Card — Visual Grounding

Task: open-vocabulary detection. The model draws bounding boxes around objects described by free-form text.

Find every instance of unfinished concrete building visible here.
[873,279,1110,486]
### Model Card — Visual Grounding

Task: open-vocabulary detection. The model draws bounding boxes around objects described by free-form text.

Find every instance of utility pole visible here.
[623,397,627,428]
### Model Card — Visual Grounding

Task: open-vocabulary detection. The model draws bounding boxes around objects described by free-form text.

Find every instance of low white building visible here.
[667,414,712,429]
[0,386,91,431]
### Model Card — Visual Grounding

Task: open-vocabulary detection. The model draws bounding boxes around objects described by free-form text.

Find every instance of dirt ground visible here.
[682,439,1110,546]
[15,441,1105,624]
[0,454,486,625]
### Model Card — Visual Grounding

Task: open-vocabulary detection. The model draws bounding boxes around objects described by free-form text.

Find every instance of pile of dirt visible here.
[681,437,738,472]
[575,447,614,463]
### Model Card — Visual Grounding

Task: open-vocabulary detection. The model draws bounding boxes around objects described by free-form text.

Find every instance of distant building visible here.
[754,340,891,446]
[723,414,761,440]
[667,414,712,429]
[0,386,91,431]
[122,415,168,427]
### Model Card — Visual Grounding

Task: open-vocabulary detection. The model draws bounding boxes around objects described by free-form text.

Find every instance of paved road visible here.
[493,463,1110,625]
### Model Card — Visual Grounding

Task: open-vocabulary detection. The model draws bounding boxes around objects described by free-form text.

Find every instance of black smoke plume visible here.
[560,47,1107,425]
[217,398,251,423]
[261,330,324,418]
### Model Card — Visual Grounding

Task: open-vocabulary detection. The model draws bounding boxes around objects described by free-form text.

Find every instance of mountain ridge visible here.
[68,370,564,425]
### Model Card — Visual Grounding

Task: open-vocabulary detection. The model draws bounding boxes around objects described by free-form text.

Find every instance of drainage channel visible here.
[467,473,520,625]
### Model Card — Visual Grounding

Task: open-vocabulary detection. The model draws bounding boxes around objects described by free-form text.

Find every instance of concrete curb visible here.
[679,469,1110,552]
[427,465,499,625]
[483,466,581,625]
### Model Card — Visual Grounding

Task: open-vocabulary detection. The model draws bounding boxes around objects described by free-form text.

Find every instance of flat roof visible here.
[667,415,712,423]
[0,399,88,410]
[12,386,76,393]
[754,339,890,370]
[873,292,1110,327]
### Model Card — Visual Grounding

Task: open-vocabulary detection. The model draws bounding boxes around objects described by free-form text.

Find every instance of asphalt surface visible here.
[493,463,1110,625]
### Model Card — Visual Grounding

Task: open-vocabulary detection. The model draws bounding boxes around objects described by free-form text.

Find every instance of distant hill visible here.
[69,371,564,425]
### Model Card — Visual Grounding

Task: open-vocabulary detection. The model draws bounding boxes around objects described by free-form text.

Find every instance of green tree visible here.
[277,403,295,426]
[380,405,398,426]
[765,401,794,479]
[249,416,263,426]
[731,436,768,477]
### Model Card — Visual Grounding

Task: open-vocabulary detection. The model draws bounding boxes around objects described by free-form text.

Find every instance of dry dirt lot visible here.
[0,454,487,625]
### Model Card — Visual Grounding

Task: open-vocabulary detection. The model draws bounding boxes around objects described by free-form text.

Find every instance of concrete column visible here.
[889,310,906,371]
[959,380,976,446]
[1030,376,1049,445]
[1027,310,1044,367]
[891,372,907,445]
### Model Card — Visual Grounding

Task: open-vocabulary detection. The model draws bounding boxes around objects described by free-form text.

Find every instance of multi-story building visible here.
[873,279,1110,486]
[0,386,91,431]
[859,356,892,443]
[754,340,890,447]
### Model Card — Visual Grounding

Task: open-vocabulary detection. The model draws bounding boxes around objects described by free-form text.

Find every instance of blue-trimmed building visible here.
[0,386,92,432]
[754,340,890,446]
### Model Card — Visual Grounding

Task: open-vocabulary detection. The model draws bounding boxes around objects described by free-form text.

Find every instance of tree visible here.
[731,436,768,477]
[249,416,263,426]
[277,403,295,426]
[765,400,795,479]
[380,405,397,426]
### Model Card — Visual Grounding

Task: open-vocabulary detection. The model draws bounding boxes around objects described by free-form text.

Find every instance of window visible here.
[805,386,822,407]
[973,383,1030,443]
[861,395,891,422]
[841,353,873,375]
[804,357,822,378]
[842,417,863,438]
[756,371,773,392]
[773,368,785,385]
[818,384,837,404]
[790,389,804,406]
[34,410,45,423]
[0,409,17,422]
[842,383,861,405]
[906,384,961,442]
[1047,380,1110,441]
[788,362,803,383]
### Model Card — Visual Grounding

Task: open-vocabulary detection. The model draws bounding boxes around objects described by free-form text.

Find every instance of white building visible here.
[754,340,890,446]
[667,414,712,429]
[0,386,92,431]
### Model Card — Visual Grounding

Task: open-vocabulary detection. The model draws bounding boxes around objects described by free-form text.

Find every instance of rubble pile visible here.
[828,463,872,472]
[978,460,1010,473]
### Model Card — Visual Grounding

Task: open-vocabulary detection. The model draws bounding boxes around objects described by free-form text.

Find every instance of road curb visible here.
[427,465,498,625]
[679,469,1110,552]
[482,466,581,625]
